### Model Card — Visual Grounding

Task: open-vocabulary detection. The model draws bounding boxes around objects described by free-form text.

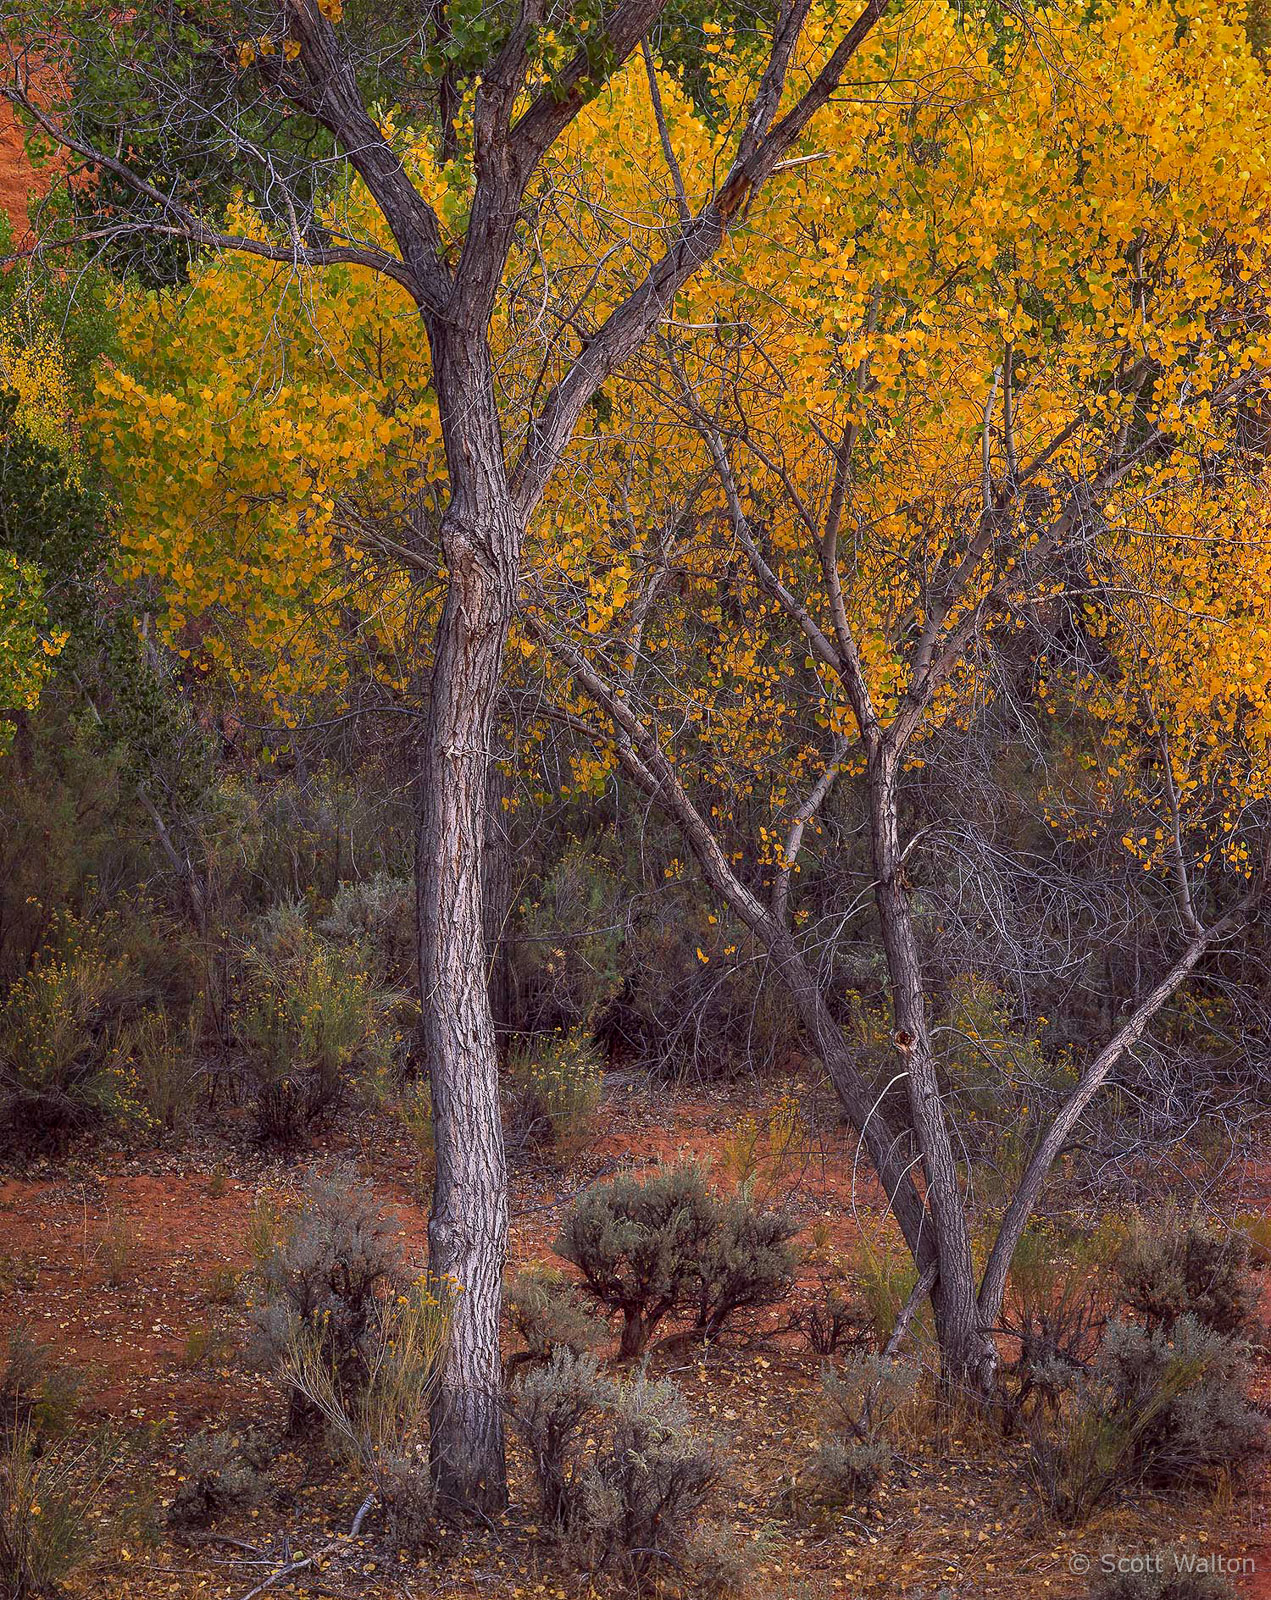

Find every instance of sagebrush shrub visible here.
[512,1350,615,1529]
[820,1351,921,1444]
[805,1351,920,1507]
[1088,1561,1236,1600]
[693,1193,798,1340]
[248,1164,407,1420]
[512,1351,720,1579]
[555,1166,795,1357]
[587,1370,720,1579]
[319,874,416,989]
[1098,1316,1263,1485]
[554,1166,718,1357]
[1029,1315,1263,1523]
[1118,1214,1256,1338]
[167,1429,273,1528]
[506,1264,609,1371]
[1001,1224,1112,1430]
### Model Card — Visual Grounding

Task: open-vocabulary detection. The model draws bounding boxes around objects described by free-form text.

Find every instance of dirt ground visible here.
[1,1078,1267,1599]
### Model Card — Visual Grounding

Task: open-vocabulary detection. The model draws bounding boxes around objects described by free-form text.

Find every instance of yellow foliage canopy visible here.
[0,323,78,744]
[93,0,1271,869]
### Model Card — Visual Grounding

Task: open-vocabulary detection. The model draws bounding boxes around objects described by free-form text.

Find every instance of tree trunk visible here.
[418,574,510,1511]
[764,935,935,1267]
[619,1311,648,1360]
[866,748,997,1393]
[482,742,513,1040]
[419,333,519,1513]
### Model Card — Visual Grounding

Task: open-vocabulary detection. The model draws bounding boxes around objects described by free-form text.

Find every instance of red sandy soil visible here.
[0,1080,1267,1599]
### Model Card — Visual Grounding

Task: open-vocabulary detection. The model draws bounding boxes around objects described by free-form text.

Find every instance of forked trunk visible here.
[865,748,997,1394]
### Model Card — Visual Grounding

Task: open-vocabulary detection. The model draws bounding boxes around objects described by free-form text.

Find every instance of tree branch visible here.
[976,893,1257,1324]
[510,0,892,519]
[0,59,422,294]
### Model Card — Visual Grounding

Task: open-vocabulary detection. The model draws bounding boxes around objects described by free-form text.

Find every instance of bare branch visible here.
[642,38,691,224]
[977,892,1257,1324]
[511,0,893,518]
[0,55,422,294]
[772,738,850,923]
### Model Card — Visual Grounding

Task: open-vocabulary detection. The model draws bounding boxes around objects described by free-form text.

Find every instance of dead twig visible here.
[235,1492,376,1600]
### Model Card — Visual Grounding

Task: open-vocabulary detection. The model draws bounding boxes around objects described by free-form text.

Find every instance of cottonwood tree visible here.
[2,0,909,1504]
[523,0,1271,1386]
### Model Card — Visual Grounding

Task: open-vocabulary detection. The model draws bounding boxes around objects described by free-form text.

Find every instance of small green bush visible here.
[558,1165,799,1358]
[1099,1316,1263,1485]
[939,976,1076,1197]
[236,905,382,1146]
[167,1429,273,1528]
[1088,1561,1236,1600]
[797,1278,870,1357]
[511,1351,720,1580]
[856,1242,929,1350]
[0,1332,79,1443]
[795,1229,871,1356]
[248,1164,407,1422]
[820,1350,921,1444]
[512,1349,614,1529]
[1236,1211,1271,1269]
[320,874,416,989]
[506,1264,609,1372]
[509,846,624,1037]
[587,1369,720,1579]
[0,1424,119,1600]
[1029,1316,1263,1523]
[280,1280,450,1547]
[0,710,138,995]
[555,1165,717,1357]
[692,1193,798,1340]
[0,939,131,1153]
[1118,1214,1256,1338]
[804,1351,920,1507]
[121,1003,201,1135]
[806,1436,893,1506]
[1001,1223,1112,1430]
